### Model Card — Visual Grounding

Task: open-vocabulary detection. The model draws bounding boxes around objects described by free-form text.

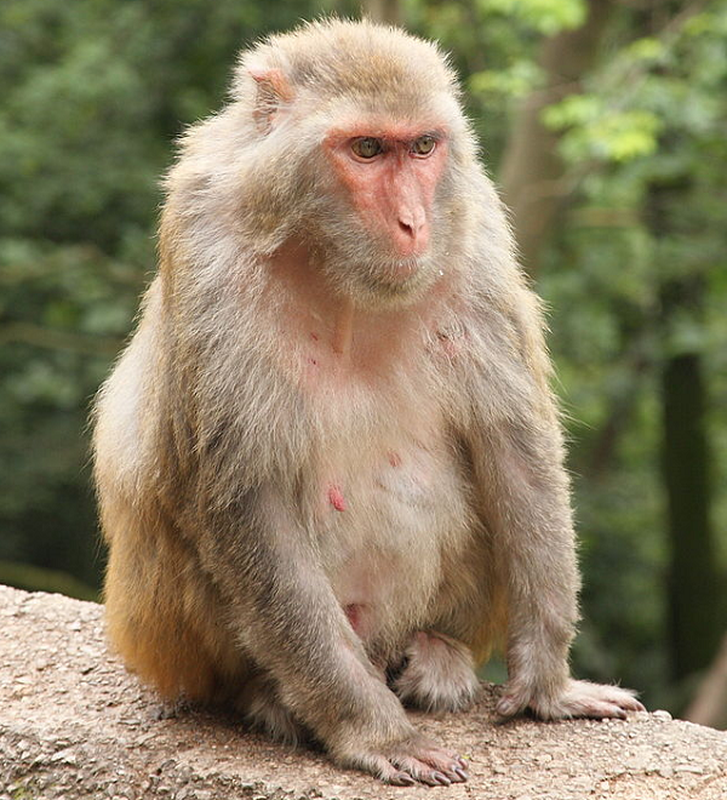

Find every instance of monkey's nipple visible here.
[328,484,347,512]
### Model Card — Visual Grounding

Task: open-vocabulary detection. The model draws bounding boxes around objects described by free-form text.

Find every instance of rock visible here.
[0,585,726,799]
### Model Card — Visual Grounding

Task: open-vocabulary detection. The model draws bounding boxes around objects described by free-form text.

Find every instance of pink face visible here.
[324,123,449,260]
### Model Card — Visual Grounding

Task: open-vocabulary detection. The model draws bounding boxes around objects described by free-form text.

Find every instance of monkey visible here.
[92,19,644,787]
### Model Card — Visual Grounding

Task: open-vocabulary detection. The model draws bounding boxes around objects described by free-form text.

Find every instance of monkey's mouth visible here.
[385,258,420,284]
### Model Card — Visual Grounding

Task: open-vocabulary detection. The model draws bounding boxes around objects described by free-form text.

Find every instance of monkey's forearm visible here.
[470,419,579,698]
[194,489,416,748]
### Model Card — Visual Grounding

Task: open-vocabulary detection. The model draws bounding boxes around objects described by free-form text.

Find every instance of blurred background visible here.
[0,0,725,725]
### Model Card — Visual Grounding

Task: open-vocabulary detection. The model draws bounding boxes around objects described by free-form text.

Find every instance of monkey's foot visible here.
[152,696,193,721]
[239,676,307,745]
[497,678,645,720]
[341,735,469,786]
[394,630,479,713]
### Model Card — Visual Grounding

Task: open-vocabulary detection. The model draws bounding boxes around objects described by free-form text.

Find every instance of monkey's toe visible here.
[393,630,479,713]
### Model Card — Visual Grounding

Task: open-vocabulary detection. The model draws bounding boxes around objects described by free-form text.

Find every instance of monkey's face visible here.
[310,118,453,307]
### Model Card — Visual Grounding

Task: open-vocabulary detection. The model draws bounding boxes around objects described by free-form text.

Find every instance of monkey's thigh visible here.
[426,527,507,667]
[104,503,247,702]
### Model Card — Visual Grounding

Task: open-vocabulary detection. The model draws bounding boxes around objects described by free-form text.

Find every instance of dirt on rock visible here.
[0,584,726,799]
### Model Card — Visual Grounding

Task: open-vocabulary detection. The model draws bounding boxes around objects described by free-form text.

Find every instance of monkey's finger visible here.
[388,771,416,786]
[615,695,646,712]
[369,756,416,785]
[423,770,452,787]
[596,704,628,719]
[427,753,469,782]
[395,752,468,785]
[431,762,469,783]
[387,761,448,786]
[564,681,646,717]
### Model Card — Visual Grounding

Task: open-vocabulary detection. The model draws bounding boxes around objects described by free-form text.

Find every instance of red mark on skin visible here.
[441,338,458,358]
[436,328,468,359]
[308,357,319,366]
[328,484,347,512]
[310,332,319,341]
[345,603,362,634]
[388,451,402,467]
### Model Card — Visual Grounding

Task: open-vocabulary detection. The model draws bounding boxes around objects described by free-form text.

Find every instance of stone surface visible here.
[1,584,726,799]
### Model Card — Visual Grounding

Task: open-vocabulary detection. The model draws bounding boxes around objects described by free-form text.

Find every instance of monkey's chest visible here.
[313,433,472,643]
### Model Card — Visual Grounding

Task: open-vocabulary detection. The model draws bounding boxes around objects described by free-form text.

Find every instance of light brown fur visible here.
[93,19,641,787]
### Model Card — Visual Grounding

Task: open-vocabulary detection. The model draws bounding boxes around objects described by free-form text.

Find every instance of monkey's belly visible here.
[321,442,472,647]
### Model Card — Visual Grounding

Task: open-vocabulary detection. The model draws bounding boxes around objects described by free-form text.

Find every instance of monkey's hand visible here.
[497,678,645,721]
[331,731,469,786]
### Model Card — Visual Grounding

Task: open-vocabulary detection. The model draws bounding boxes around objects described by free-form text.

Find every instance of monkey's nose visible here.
[395,216,429,255]
[398,219,416,237]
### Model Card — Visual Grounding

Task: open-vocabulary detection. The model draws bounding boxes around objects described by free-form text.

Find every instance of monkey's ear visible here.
[249,67,295,135]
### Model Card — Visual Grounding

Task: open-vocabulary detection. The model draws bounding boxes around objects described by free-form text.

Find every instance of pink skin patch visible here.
[345,603,362,634]
[325,124,449,258]
[388,451,402,467]
[435,328,468,359]
[328,484,347,512]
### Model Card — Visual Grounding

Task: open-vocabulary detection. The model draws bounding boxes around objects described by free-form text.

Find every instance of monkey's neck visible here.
[268,238,356,363]
[331,297,354,363]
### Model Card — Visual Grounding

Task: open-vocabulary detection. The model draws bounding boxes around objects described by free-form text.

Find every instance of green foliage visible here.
[477,0,586,35]
[543,98,662,162]
[0,0,321,591]
[468,60,541,99]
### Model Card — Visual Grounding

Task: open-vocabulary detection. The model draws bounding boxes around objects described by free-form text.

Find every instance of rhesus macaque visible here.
[93,19,643,787]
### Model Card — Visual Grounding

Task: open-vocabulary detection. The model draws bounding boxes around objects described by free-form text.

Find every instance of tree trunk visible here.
[684,632,727,729]
[649,178,720,681]
[498,0,614,275]
[362,0,402,25]
[659,283,719,680]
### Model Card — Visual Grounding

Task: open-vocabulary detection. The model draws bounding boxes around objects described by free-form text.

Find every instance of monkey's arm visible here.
[193,486,467,785]
[458,317,644,720]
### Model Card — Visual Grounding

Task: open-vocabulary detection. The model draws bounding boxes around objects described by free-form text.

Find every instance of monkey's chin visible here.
[357,260,435,308]
[316,242,435,309]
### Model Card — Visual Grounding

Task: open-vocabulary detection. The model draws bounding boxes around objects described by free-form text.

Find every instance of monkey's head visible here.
[169,20,481,309]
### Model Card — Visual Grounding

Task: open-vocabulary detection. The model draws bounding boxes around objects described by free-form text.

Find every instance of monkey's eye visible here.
[411,135,436,157]
[351,137,384,159]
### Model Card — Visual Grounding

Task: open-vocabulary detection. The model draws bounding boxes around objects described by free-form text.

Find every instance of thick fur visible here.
[93,19,641,787]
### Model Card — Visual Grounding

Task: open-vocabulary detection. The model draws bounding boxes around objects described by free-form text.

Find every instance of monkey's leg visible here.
[200,489,468,786]
[470,422,645,721]
[103,501,245,702]
[393,631,479,713]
